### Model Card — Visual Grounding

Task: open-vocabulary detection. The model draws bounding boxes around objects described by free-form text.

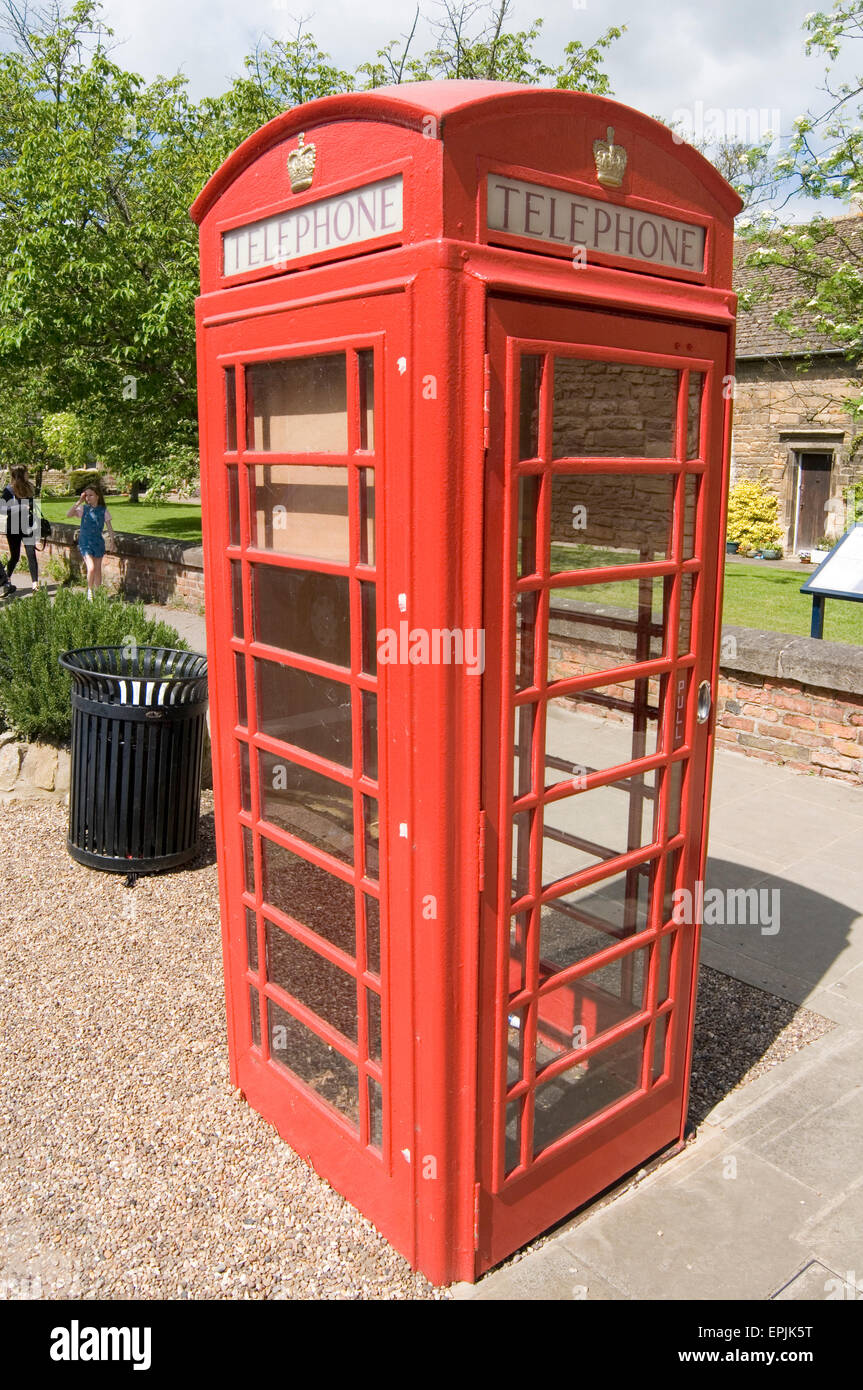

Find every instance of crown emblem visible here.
[593,126,627,188]
[287,133,316,193]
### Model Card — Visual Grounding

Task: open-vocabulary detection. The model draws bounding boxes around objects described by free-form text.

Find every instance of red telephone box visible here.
[191,81,741,1285]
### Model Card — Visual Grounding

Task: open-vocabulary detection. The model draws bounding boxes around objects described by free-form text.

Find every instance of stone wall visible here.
[40,522,204,606]
[731,356,863,547]
[0,734,70,803]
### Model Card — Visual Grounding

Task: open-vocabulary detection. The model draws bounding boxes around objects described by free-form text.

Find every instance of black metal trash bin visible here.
[59,646,208,873]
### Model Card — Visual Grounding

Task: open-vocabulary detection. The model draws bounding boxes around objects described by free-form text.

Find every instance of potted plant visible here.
[761,545,783,560]
[811,536,832,560]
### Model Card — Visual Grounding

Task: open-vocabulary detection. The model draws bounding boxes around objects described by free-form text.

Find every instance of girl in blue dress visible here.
[67,481,115,599]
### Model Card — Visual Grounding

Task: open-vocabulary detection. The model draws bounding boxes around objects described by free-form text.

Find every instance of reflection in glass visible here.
[252,465,349,561]
[238,740,251,813]
[254,565,351,668]
[358,349,375,451]
[231,561,244,639]
[657,932,673,1004]
[242,826,254,895]
[262,836,355,957]
[550,474,673,572]
[259,751,354,864]
[249,986,261,1047]
[678,573,695,656]
[505,1098,522,1174]
[255,659,352,768]
[266,922,357,1042]
[542,770,658,889]
[553,359,677,458]
[367,989,382,1063]
[507,1007,525,1086]
[246,907,258,974]
[518,474,540,577]
[513,701,535,800]
[666,759,685,839]
[267,998,359,1125]
[246,354,348,452]
[368,1076,383,1149]
[539,863,653,973]
[536,947,647,1064]
[532,1027,644,1155]
[359,469,375,564]
[515,590,538,691]
[682,474,699,559]
[225,367,237,452]
[227,467,240,546]
[547,577,666,682]
[519,355,542,460]
[510,911,529,994]
[235,652,248,728]
[362,690,378,781]
[544,677,661,790]
[363,796,380,880]
[687,373,704,458]
[652,1012,670,1082]
[361,582,377,675]
[365,895,380,976]
[512,809,532,902]
[662,849,683,925]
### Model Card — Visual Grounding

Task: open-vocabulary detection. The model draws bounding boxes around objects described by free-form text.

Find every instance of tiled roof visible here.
[734,215,863,358]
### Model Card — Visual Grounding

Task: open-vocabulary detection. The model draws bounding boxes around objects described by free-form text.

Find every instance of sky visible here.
[15,0,863,217]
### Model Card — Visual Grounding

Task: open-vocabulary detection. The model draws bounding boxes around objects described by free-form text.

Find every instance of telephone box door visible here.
[200,290,415,1259]
[477,297,730,1271]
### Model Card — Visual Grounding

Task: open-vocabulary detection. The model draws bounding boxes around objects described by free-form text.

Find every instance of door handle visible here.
[696,680,712,724]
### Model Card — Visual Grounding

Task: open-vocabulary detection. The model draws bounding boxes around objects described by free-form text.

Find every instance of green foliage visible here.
[42,413,89,472]
[0,587,187,743]
[44,551,84,587]
[69,468,102,495]
[726,479,784,553]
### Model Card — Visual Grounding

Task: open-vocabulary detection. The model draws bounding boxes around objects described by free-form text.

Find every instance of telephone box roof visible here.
[190,80,742,225]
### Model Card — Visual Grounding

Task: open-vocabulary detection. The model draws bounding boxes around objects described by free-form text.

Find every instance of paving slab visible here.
[771,1259,848,1300]
[463,1241,628,1301]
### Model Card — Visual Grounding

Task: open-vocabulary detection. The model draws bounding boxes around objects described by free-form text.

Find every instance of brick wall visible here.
[41,522,204,606]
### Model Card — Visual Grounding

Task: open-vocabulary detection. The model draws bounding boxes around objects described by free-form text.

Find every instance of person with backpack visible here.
[1,466,40,595]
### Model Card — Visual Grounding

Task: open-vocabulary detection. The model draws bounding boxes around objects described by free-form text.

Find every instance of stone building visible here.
[732,216,863,555]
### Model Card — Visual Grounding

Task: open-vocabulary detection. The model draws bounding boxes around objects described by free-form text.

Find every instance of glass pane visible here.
[358,349,375,451]
[542,770,658,889]
[507,1007,526,1086]
[227,467,240,546]
[368,1076,383,1149]
[255,659,352,768]
[662,848,683,925]
[657,933,673,1004]
[513,701,535,799]
[249,986,261,1047]
[235,652,248,728]
[553,359,677,458]
[246,908,258,973]
[239,740,251,813]
[666,759,685,839]
[550,474,673,572]
[682,474,699,559]
[519,355,542,460]
[510,910,529,994]
[687,373,704,458]
[539,863,654,974]
[515,590,538,691]
[262,836,355,957]
[511,809,533,902]
[359,468,375,565]
[225,367,237,452]
[548,577,667,682]
[231,561,244,639]
[363,796,380,880]
[361,582,377,676]
[533,1027,645,1155]
[652,1012,670,1081]
[367,989,382,1063]
[259,752,354,864]
[536,947,647,1065]
[678,573,695,656]
[242,826,254,895]
[365,895,380,976]
[267,998,359,1126]
[505,1097,523,1174]
[362,690,378,781]
[253,566,350,668]
[246,355,348,453]
[518,474,540,577]
[545,677,662,789]
[251,465,349,561]
[266,922,357,1042]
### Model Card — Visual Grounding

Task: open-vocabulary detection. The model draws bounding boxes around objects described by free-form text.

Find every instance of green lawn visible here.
[721,562,863,645]
[41,495,202,543]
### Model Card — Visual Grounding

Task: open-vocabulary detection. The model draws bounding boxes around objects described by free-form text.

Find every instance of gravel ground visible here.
[0,796,439,1301]
[0,796,833,1300]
